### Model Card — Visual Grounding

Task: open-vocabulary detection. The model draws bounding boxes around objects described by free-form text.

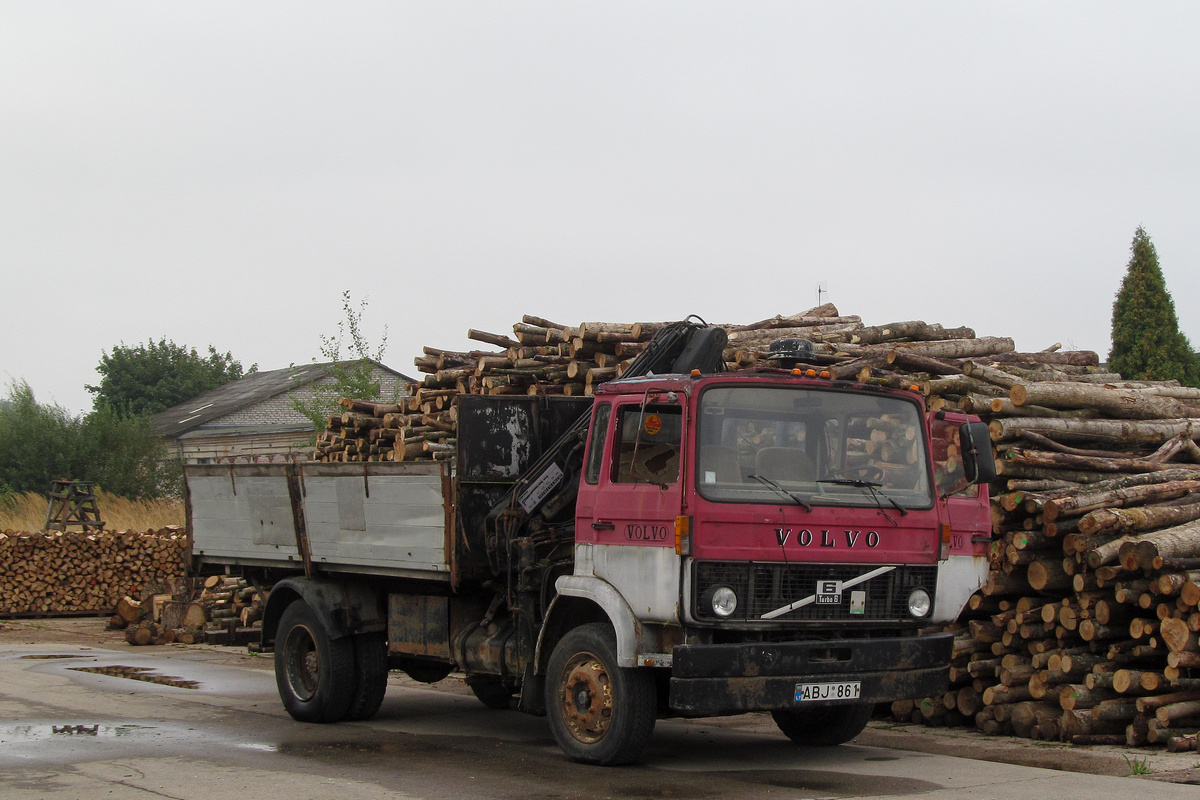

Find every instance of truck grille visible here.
[692,561,938,623]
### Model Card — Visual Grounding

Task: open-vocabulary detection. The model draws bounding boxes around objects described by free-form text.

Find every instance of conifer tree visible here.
[1109,227,1198,387]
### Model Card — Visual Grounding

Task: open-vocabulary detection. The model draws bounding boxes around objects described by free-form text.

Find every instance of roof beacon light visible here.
[767,338,815,369]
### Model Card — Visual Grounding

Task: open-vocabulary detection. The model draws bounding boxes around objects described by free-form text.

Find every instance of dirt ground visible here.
[3,616,1198,785]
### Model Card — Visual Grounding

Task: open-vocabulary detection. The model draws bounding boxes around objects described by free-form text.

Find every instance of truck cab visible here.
[547,370,992,760]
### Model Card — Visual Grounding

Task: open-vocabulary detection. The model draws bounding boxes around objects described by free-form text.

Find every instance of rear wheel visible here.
[274,600,355,723]
[771,703,873,746]
[346,632,388,721]
[545,623,656,765]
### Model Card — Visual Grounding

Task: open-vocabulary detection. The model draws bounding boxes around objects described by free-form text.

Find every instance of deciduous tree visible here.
[87,339,252,417]
[291,291,392,432]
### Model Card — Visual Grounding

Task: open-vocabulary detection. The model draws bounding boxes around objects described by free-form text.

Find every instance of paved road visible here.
[0,626,1196,800]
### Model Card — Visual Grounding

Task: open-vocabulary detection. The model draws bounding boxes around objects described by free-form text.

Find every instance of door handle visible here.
[591,521,615,531]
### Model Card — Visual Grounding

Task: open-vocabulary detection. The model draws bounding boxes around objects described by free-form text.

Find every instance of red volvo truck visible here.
[185,320,995,765]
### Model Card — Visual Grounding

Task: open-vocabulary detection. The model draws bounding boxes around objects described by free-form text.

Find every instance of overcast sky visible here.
[3,3,1198,414]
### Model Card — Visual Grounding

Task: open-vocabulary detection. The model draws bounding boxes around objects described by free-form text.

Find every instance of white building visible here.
[152,361,412,464]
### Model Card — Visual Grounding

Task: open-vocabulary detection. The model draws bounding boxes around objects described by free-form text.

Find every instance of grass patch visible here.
[0,490,183,532]
[1123,754,1151,776]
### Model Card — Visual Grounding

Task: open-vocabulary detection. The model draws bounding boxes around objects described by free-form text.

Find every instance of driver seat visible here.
[755,447,815,483]
[699,446,741,484]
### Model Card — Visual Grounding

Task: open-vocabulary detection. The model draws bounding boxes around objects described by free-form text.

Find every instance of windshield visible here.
[696,385,933,509]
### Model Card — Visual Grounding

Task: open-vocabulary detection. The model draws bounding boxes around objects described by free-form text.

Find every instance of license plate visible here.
[795,681,862,702]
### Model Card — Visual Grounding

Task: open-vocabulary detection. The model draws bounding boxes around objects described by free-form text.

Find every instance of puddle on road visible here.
[0,720,360,770]
[20,654,89,660]
[0,723,157,742]
[0,721,274,766]
[737,769,941,796]
[608,768,941,800]
[613,784,714,799]
[69,664,200,689]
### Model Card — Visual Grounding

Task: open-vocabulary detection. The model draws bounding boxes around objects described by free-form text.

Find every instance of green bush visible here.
[0,382,80,495]
[0,382,180,498]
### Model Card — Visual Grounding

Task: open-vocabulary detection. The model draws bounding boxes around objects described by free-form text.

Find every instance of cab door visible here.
[931,414,991,557]
[577,399,685,622]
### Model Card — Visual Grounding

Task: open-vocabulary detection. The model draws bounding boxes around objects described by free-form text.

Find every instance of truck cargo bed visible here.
[186,462,452,581]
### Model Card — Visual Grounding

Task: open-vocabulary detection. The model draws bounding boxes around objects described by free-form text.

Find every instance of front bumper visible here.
[668,632,952,715]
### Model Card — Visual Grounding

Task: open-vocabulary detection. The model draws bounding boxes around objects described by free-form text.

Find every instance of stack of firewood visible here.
[314,314,682,462]
[314,398,456,462]
[0,528,187,615]
[314,305,990,462]
[198,574,266,646]
[114,574,266,647]
[867,350,1200,752]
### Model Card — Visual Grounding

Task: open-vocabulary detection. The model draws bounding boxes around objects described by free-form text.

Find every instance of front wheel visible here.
[771,703,873,746]
[545,623,656,765]
[274,600,355,723]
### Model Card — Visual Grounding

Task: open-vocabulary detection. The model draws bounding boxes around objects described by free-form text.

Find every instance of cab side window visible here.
[613,405,681,485]
[584,403,611,484]
[930,416,978,497]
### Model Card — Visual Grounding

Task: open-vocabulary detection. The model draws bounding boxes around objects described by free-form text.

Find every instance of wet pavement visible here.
[1,619,1198,799]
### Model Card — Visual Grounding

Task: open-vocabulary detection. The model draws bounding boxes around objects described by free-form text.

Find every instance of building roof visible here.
[175,422,316,440]
[152,360,412,437]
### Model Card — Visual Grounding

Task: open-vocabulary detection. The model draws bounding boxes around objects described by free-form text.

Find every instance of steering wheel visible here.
[853,464,886,483]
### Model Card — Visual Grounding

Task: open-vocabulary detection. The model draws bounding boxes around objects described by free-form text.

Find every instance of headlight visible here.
[907,587,932,618]
[701,585,739,618]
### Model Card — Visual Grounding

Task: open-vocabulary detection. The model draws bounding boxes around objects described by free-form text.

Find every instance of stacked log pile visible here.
[314,314,689,462]
[0,528,187,616]
[870,350,1200,752]
[313,305,978,462]
[198,575,267,646]
[315,397,456,462]
[115,575,266,647]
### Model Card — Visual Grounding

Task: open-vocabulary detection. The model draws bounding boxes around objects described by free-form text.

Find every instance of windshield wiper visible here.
[819,478,881,488]
[819,479,908,518]
[748,474,813,512]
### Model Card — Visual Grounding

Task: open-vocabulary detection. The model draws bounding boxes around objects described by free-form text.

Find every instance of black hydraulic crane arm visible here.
[481,318,727,699]
[486,317,727,531]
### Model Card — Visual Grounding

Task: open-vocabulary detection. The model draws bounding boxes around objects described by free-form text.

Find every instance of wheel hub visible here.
[285,625,319,701]
[559,652,612,743]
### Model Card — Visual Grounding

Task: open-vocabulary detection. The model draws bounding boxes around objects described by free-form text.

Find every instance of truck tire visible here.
[275,600,355,723]
[771,703,873,746]
[467,678,513,710]
[346,632,388,721]
[545,622,656,765]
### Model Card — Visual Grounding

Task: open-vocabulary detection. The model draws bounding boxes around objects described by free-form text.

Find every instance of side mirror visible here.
[959,421,997,485]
